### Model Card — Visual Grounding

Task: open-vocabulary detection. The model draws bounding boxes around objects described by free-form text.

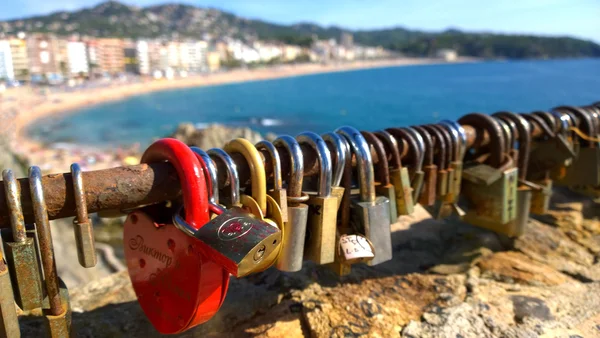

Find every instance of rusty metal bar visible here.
[0,114,553,228]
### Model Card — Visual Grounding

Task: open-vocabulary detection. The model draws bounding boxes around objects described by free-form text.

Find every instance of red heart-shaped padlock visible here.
[124,138,229,334]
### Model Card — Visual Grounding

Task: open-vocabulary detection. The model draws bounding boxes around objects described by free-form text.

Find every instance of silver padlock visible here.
[337,126,392,266]
[207,148,241,207]
[2,169,43,311]
[191,147,220,204]
[274,136,309,272]
[70,163,98,268]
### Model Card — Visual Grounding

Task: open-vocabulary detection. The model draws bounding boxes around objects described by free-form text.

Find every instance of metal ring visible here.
[255,140,283,191]
[297,132,332,197]
[321,132,347,187]
[191,147,219,204]
[336,126,375,203]
[70,163,89,222]
[286,193,310,204]
[2,169,26,242]
[273,135,304,198]
[223,138,267,215]
[208,148,240,206]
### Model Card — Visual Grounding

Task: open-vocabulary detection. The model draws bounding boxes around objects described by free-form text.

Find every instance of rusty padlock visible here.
[124,138,229,334]
[386,127,426,202]
[361,131,398,223]
[411,126,438,206]
[70,163,98,268]
[322,132,348,209]
[0,250,20,338]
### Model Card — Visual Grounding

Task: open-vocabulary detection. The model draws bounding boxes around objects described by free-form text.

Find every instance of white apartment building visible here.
[255,42,283,62]
[227,40,260,64]
[0,40,15,81]
[179,41,208,73]
[67,41,89,75]
[136,41,150,75]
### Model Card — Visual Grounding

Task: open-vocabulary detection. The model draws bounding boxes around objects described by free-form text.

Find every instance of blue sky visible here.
[1,0,599,42]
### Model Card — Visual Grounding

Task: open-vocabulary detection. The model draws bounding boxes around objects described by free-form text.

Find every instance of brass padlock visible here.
[423,124,455,219]
[361,131,398,223]
[374,130,414,215]
[224,138,285,271]
[411,126,438,206]
[274,136,309,272]
[29,166,72,336]
[297,132,337,265]
[387,127,426,202]
[440,120,467,203]
[337,126,392,266]
[494,112,533,236]
[2,169,43,311]
[173,204,282,278]
[256,141,289,223]
[70,163,98,268]
[322,132,348,209]
[0,251,20,338]
[458,113,519,237]
[207,148,241,207]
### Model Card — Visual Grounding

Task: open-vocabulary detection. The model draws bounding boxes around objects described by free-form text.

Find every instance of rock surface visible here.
[17,190,600,337]
[170,123,268,149]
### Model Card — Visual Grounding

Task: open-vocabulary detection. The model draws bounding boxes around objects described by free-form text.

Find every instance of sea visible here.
[27,58,600,148]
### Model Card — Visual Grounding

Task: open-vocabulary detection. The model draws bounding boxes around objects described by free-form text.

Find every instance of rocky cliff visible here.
[18,187,600,337]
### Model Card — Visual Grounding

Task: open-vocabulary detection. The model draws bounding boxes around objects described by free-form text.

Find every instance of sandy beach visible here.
[0,57,476,173]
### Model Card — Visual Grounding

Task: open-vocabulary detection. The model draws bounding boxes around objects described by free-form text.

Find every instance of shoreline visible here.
[10,57,477,142]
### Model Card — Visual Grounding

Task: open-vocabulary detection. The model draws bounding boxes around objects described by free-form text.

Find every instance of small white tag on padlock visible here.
[339,234,375,261]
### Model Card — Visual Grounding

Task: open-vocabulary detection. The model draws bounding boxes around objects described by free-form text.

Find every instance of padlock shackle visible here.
[422,125,448,170]
[431,124,455,170]
[141,138,210,228]
[2,169,26,242]
[494,112,532,179]
[191,147,219,205]
[273,136,304,198]
[410,126,435,167]
[28,166,63,316]
[440,120,467,161]
[70,163,89,222]
[255,141,283,191]
[224,138,268,215]
[322,132,348,187]
[523,113,555,138]
[207,148,240,207]
[458,113,505,168]
[374,130,403,171]
[336,126,376,203]
[361,131,392,186]
[494,118,514,159]
[584,105,600,132]
[296,132,332,197]
[554,105,597,147]
[386,128,424,173]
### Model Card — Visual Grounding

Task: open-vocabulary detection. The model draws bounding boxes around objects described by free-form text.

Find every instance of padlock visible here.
[273,136,309,272]
[1,169,43,311]
[124,138,229,334]
[361,131,397,223]
[207,148,241,207]
[440,120,467,203]
[29,166,72,336]
[374,130,414,215]
[296,132,337,264]
[386,128,426,202]
[337,234,375,265]
[554,106,600,186]
[411,126,438,206]
[224,138,285,271]
[422,124,455,219]
[191,147,220,205]
[256,140,289,223]
[70,163,98,268]
[494,112,533,236]
[458,113,520,237]
[337,126,392,266]
[494,115,520,165]
[322,132,349,209]
[0,251,20,338]
[328,133,374,275]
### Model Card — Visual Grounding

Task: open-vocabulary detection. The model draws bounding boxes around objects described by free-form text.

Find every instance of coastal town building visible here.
[8,37,29,81]
[255,42,283,62]
[436,49,458,62]
[0,40,15,81]
[66,41,89,75]
[179,41,208,73]
[206,51,220,72]
[135,41,150,75]
[88,38,126,74]
[26,33,60,76]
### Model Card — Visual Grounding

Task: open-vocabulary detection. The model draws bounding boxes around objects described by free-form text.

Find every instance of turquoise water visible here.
[28,59,600,147]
